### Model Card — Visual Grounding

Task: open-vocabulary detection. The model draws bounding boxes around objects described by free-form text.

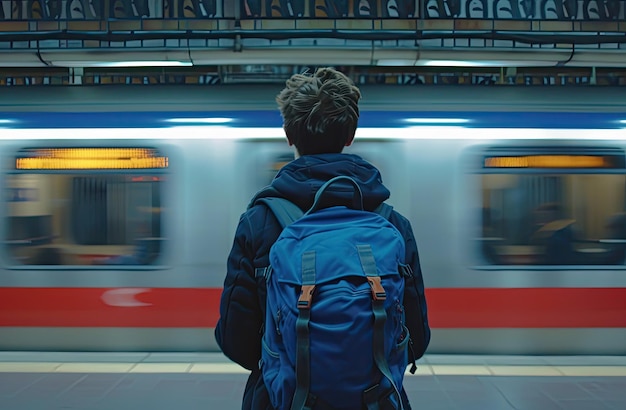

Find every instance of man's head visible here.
[276,67,361,156]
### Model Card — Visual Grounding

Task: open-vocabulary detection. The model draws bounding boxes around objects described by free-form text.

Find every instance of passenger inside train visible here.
[530,203,578,265]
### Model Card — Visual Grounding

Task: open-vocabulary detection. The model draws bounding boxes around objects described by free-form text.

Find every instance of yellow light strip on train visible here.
[484,155,607,168]
[36,148,157,159]
[15,148,168,170]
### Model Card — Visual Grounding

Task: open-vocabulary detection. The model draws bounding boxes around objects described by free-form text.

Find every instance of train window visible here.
[4,148,167,267]
[478,148,626,266]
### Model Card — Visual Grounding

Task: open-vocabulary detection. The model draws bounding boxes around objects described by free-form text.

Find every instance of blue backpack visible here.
[256,176,412,410]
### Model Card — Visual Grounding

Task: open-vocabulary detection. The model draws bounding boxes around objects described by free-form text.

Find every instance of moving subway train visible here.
[0,85,625,355]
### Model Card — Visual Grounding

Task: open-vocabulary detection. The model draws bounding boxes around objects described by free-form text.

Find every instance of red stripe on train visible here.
[0,287,625,328]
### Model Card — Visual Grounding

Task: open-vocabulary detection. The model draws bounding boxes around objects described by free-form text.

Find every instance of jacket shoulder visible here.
[386,208,413,234]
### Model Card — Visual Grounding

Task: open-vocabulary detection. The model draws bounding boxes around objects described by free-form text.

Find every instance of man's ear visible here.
[284,126,294,146]
[345,131,355,147]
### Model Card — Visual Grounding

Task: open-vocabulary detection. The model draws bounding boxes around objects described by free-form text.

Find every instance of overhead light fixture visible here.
[165,118,234,124]
[405,118,470,124]
[102,61,193,67]
[52,61,193,68]
[419,60,483,67]
[418,59,562,67]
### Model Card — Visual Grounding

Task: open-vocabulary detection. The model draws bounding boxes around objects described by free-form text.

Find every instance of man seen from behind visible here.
[215,67,430,409]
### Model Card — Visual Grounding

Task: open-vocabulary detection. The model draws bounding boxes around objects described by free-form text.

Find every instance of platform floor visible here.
[0,353,625,409]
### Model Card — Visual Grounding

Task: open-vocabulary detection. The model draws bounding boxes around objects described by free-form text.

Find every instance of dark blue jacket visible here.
[215,153,430,409]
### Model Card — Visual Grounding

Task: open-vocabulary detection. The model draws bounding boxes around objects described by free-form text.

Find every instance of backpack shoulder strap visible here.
[374,202,393,220]
[255,197,304,229]
[374,201,419,378]
[357,244,403,409]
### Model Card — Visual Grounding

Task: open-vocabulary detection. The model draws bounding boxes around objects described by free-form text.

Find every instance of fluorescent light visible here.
[420,60,484,67]
[405,118,470,124]
[417,59,557,68]
[98,61,192,67]
[165,118,234,124]
[53,61,193,68]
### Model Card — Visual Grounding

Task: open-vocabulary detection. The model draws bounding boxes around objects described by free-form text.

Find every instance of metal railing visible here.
[0,1,624,67]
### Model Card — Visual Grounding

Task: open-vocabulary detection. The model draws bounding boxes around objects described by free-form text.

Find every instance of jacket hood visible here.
[252,153,390,212]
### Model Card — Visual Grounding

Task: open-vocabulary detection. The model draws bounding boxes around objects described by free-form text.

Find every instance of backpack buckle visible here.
[367,277,386,301]
[298,285,316,309]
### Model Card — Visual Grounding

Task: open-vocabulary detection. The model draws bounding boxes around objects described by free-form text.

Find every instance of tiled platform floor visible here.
[0,353,624,410]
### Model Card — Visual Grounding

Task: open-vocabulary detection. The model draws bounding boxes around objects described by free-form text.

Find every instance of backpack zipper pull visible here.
[408,338,418,374]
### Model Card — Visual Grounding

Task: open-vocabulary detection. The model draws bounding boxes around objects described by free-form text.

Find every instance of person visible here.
[215,67,430,409]
[531,203,578,264]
